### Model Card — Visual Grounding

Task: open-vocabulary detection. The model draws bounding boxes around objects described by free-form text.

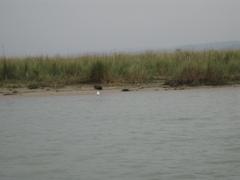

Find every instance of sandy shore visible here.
[0,83,240,97]
[0,84,158,97]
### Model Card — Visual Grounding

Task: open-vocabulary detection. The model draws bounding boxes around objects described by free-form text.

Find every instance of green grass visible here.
[1,50,240,88]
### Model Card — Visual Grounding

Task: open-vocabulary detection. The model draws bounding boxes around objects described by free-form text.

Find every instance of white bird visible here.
[96,91,100,95]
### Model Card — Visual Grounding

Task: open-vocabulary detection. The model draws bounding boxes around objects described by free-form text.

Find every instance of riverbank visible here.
[1,50,240,91]
[0,83,166,97]
[1,83,240,97]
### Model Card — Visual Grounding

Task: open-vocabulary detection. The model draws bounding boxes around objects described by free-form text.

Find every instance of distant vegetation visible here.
[1,50,240,88]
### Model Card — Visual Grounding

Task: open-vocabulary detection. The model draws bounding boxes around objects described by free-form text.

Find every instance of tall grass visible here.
[1,50,240,88]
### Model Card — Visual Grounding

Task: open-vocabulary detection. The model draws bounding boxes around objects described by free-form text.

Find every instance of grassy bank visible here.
[1,50,240,88]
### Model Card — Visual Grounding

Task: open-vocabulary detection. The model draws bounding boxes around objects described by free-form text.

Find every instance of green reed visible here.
[1,50,240,88]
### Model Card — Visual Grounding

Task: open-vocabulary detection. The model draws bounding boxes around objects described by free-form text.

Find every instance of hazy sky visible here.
[1,0,240,56]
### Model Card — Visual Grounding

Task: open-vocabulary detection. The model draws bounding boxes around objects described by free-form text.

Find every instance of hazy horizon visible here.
[1,0,240,56]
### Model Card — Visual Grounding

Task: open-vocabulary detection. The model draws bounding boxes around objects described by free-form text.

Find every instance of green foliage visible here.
[0,50,240,87]
[89,60,105,83]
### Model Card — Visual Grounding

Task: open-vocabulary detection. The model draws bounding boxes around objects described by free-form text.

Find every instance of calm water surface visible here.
[0,87,240,180]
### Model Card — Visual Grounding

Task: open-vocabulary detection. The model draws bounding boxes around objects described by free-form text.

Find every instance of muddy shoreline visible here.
[1,83,240,97]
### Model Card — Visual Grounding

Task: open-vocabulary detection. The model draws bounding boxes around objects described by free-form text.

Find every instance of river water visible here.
[0,87,240,180]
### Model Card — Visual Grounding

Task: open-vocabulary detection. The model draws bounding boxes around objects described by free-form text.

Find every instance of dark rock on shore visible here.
[94,85,103,90]
[122,88,130,92]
